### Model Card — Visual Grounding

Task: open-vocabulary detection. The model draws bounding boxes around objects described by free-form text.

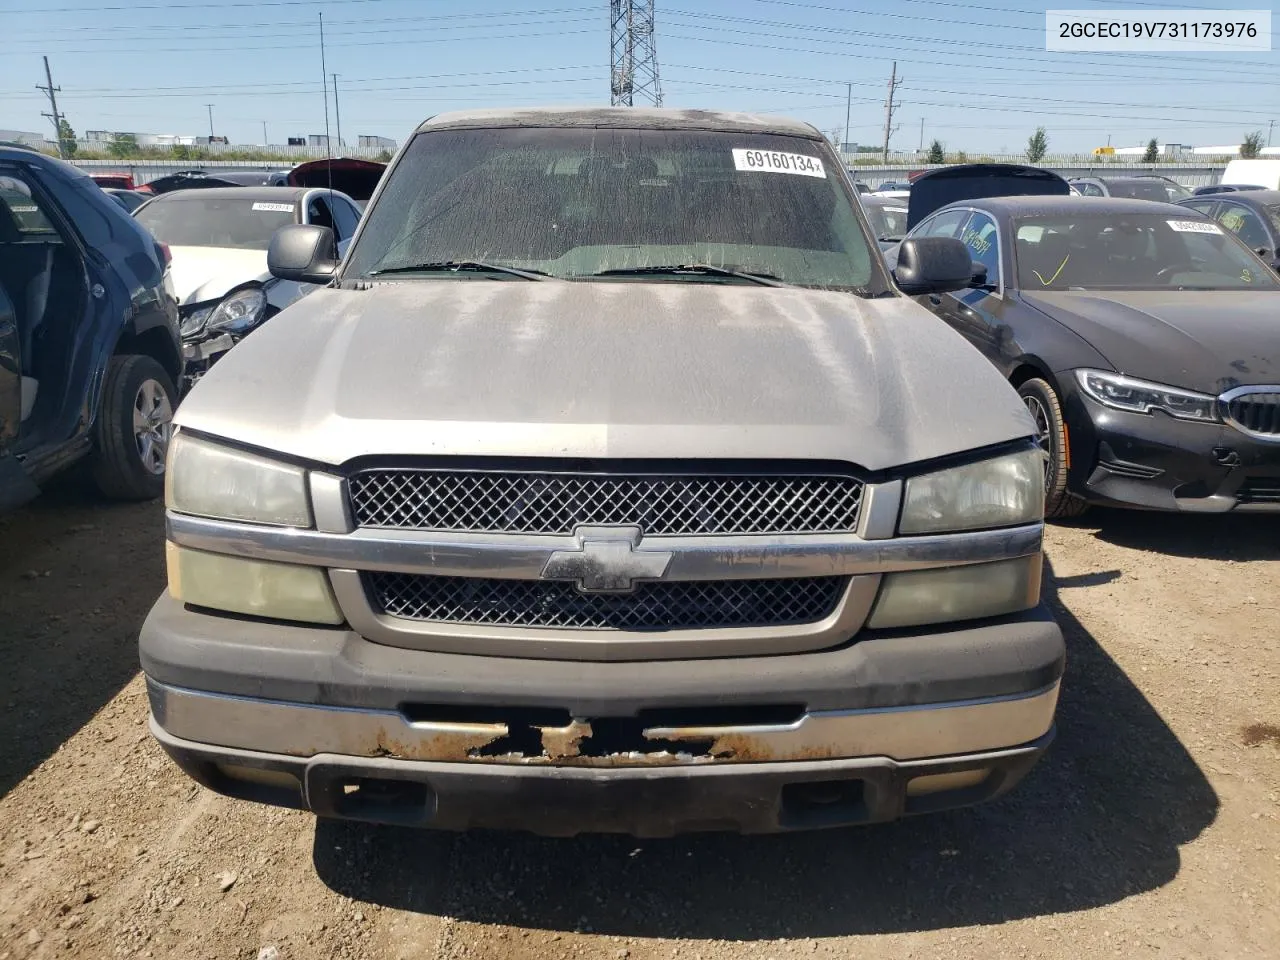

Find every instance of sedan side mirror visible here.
[268,224,339,284]
[892,237,973,296]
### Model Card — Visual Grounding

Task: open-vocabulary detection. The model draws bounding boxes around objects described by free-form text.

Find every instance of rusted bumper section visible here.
[146,677,1058,834]
[147,677,1058,767]
[150,717,1053,836]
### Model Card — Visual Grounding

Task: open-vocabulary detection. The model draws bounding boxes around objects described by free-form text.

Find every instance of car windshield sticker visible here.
[1242,268,1254,283]
[1220,210,1245,232]
[1033,253,1070,286]
[1166,219,1221,234]
[961,226,992,256]
[252,202,295,213]
[732,149,826,178]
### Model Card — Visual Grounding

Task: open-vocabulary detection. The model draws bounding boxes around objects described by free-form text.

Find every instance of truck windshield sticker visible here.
[1166,219,1221,234]
[252,202,295,213]
[732,149,826,178]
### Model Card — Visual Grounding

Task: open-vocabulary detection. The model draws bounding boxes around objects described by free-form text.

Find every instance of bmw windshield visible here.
[343,127,883,292]
[1014,212,1279,291]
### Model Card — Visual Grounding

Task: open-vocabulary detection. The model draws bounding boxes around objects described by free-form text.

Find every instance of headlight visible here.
[899,448,1045,535]
[206,286,267,335]
[167,544,342,625]
[867,556,1041,629]
[165,433,312,527]
[179,304,214,338]
[1076,369,1219,423]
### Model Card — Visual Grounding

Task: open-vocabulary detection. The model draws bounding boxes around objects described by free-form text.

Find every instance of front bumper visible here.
[1063,391,1280,512]
[142,595,1063,834]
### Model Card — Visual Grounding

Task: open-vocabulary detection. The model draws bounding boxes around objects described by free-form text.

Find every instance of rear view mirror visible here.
[268,224,339,285]
[892,237,973,295]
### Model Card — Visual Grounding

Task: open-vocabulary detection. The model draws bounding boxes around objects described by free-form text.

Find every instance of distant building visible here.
[308,134,331,148]
[287,137,306,147]
[0,129,47,147]
[358,135,397,150]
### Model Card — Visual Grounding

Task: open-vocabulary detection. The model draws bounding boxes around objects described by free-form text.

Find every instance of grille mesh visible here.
[367,573,847,631]
[1226,392,1280,437]
[348,470,863,535]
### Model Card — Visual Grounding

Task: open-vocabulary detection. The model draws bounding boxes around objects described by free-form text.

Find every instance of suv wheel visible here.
[90,355,177,501]
[1017,377,1088,520]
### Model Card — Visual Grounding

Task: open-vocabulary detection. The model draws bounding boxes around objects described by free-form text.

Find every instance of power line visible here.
[663,30,1280,88]
[663,13,1276,82]
[9,24,600,56]
[10,13,600,47]
[2,6,597,36]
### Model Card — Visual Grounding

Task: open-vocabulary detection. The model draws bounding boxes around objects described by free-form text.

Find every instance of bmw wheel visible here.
[1017,377,1089,520]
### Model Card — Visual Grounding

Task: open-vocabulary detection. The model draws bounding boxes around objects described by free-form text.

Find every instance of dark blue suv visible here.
[0,145,182,511]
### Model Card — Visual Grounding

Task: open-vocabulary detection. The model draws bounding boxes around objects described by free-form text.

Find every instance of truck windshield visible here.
[344,127,880,292]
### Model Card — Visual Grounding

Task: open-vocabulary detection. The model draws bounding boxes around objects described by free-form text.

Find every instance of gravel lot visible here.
[2,477,1278,960]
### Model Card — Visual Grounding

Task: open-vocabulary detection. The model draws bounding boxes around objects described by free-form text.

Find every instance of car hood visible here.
[1021,289,1280,393]
[168,246,269,305]
[176,281,1035,470]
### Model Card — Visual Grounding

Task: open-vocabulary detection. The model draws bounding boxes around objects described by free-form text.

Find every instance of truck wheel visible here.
[90,354,177,501]
[1017,377,1088,520]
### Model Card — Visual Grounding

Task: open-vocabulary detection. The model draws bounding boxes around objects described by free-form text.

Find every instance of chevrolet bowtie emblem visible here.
[541,525,673,593]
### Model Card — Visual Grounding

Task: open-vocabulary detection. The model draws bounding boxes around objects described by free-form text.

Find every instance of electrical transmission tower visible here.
[610,0,662,107]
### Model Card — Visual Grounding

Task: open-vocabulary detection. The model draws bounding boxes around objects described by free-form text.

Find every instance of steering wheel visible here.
[1154,263,1193,282]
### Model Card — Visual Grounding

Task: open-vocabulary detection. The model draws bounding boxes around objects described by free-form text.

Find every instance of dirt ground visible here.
[1,477,1278,960]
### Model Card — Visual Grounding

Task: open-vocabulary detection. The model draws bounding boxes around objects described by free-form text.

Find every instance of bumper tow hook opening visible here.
[779,778,868,828]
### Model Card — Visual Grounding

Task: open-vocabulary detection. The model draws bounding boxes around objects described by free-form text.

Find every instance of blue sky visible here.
[1,0,1276,153]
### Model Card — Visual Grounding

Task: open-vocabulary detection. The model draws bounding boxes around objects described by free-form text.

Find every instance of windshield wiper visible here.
[368,260,549,280]
[577,264,788,287]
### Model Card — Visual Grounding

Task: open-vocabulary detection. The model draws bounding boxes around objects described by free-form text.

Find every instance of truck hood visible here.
[168,246,269,305]
[176,281,1034,470]
[1021,289,1280,393]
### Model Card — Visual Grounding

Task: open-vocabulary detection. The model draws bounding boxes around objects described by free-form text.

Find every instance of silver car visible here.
[142,107,1063,836]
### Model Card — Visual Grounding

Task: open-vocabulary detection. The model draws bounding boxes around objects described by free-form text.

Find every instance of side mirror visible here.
[892,237,973,295]
[268,224,339,284]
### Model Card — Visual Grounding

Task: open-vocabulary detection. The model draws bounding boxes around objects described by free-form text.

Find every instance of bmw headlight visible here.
[206,286,268,336]
[165,432,312,527]
[899,448,1045,535]
[1076,369,1219,423]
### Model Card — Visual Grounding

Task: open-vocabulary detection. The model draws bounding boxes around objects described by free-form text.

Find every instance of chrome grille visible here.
[348,470,864,535]
[367,573,847,630]
[1224,390,1280,438]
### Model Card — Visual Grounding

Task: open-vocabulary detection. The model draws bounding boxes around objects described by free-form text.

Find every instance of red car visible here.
[88,172,135,190]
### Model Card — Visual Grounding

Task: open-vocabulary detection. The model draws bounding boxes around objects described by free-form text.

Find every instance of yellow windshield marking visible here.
[1033,254,1069,286]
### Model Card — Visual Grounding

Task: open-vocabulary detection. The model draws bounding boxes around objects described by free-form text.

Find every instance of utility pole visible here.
[880,61,901,162]
[319,12,333,191]
[1269,119,1276,147]
[332,74,342,148]
[262,121,268,146]
[37,56,67,160]
[918,117,925,152]
[205,104,215,140]
[843,82,851,158]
